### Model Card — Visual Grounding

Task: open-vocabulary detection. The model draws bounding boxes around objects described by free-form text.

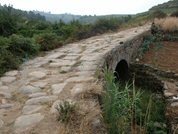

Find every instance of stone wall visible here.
[101,33,147,71]
[130,63,178,133]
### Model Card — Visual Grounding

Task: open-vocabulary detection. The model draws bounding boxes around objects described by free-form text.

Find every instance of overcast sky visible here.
[0,0,170,15]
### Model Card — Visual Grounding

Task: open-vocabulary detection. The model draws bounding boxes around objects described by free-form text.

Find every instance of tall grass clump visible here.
[102,69,167,134]
[102,69,141,134]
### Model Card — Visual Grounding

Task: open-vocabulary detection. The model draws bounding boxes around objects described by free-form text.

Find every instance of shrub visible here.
[0,48,20,76]
[92,18,120,34]
[170,10,178,17]
[150,10,167,19]
[56,101,76,123]
[34,32,61,51]
[8,34,39,61]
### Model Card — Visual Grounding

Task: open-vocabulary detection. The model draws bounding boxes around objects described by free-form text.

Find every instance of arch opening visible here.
[114,59,129,82]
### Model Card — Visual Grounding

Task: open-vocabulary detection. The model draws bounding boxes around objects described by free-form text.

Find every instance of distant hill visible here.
[149,0,178,13]
[33,11,129,24]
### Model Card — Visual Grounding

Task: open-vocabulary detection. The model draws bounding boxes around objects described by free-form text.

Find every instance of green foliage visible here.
[171,10,178,17]
[138,34,156,58]
[149,10,167,19]
[34,32,61,51]
[0,35,39,75]
[0,47,20,76]
[137,90,167,133]
[102,69,167,134]
[56,101,76,123]
[0,6,17,36]
[8,34,39,60]
[92,18,121,33]
[102,69,141,134]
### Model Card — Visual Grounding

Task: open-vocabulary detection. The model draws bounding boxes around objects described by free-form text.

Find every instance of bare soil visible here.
[140,41,178,73]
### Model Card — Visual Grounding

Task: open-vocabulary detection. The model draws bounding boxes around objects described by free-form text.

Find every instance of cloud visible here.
[0,0,170,15]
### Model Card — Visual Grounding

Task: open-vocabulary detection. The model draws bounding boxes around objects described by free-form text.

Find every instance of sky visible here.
[0,0,170,15]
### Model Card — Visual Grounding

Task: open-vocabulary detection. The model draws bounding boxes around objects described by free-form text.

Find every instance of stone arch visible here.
[114,59,129,82]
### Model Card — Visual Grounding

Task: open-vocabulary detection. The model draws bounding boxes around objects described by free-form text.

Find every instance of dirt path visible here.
[0,25,149,134]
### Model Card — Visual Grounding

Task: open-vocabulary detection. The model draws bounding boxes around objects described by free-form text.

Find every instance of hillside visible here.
[149,0,178,13]
[33,11,130,24]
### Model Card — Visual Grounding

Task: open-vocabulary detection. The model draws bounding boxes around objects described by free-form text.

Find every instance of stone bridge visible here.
[0,25,150,134]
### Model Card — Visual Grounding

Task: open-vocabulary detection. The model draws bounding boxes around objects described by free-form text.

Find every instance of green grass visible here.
[102,69,167,134]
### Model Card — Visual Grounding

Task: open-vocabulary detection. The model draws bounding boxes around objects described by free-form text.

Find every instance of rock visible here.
[135,58,139,62]
[51,83,66,95]
[49,60,76,67]
[48,63,61,68]
[0,119,4,128]
[71,84,84,96]
[164,90,174,98]
[19,85,41,95]
[22,105,43,114]
[14,113,44,133]
[50,100,63,114]
[0,103,14,109]
[171,102,178,107]
[0,86,9,92]
[5,70,18,76]
[25,96,58,105]
[32,81,47,88]
[29,71,46,79]
[163,83,168,90]
[28,92,47,98]
[0,91,12,99]
[47,53,65,59]
[1,99,7,104]
[66,76,94,83]
[60,66,71,73]
[63,56,79,60]
[1,76,16,84]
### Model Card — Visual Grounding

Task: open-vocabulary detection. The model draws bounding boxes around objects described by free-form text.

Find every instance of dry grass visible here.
[154,17,178,32]
[56,83,105,134]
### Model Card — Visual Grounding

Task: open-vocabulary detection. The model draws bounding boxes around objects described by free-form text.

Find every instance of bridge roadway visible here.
[0,25,150,134]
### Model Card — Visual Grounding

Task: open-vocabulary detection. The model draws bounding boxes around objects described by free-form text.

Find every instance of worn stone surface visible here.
[1,76,16,84]
[71,84,85,96]
[0,119,4,128]
[0,103,14,109]
[14,113,44,133]
[0,92,12,99]
[0,25,150,133]
[51,83,66,94]
[5,70,18,76]
[19,85,41,94]
[29,71,46,79]
[22,105,43,114]
[25,96,58,105]
[28,92,47,98]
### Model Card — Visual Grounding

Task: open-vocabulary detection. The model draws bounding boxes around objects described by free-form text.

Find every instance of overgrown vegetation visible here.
[0,5,131,76]
[102,69,167,134]
[56,101,76,123]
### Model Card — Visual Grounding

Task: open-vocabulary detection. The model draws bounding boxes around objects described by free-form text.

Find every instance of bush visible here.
[34,32,62,51]
[0,48,20,76]
[92,18,120,34]
[150,10,167,19]
[170,10,178,17]
[8,34,39,61]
